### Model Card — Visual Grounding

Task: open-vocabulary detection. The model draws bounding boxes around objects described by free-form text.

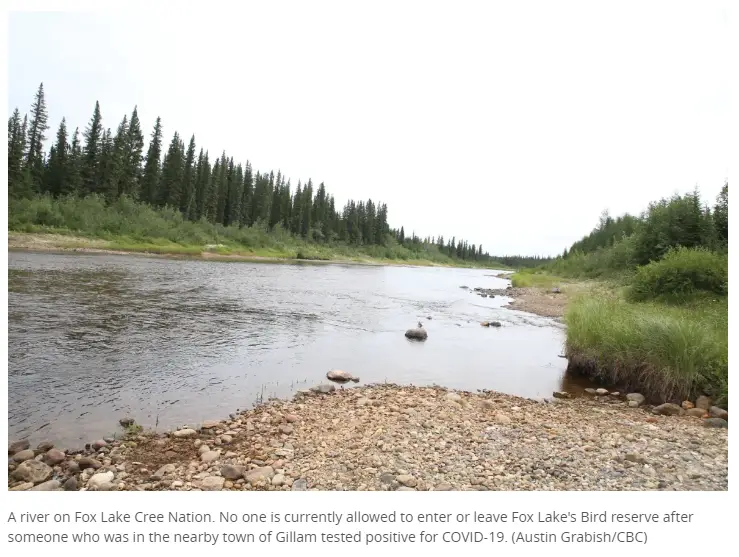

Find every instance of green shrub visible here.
[629,247,727,302]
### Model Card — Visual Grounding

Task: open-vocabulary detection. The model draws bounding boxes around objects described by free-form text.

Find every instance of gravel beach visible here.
[8,384,728,491]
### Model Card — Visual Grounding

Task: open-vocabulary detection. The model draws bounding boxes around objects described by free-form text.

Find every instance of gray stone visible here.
[628,401,640,408]
[219,434,233,444]
[173,428,198,438]
[198,444,211,455]
[29,480,61,491]
[245,466,275,484]
[220,465,245,480]
[326,370,360,383]
[36,441,54,452]
[63,476,79,491]
[626,393,646,406]
[434,483,453,491]
[152,464,176,480]
[703,418,728,429]
[686,408,707,418]
[9,482,34,491]
[66,461,80,474]
[201,451,220,464]
[652,403,684,416]
[8,439,30,455]
[44,448,67,466]
[595,388,609,396]
[272,474,286,486]
[78,457,102,470]
[12,460,53,484]
[201,476,225,491]
[201,420,221,429]
[12,449,36,463]
[379,472,396,485]
[396,474,417,487]
[695,395,712,410]
[91,439,107,450]
[584,388,597,395]
[708,406,728,420]
[87,471,115,489]
[292,478,308,491]
[404,327,428,340]
[279,424,294,435]
[552,391,571,399]
[119,417,135,427]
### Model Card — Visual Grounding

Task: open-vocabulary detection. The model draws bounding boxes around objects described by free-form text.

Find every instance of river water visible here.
[8,251,584,448]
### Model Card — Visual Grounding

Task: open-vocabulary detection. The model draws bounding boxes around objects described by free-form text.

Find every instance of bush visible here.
[629,247,728,302]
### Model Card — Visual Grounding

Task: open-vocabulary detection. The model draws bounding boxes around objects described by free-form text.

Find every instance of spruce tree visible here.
[239,161,253,227]
[67,127,83,194]
[181,135,197,215]
[108,115,129,198]
[44,117,69,197]
[8,108,29,198]
[82,101,103,194]
[159,132,185,208]
[140,117,163,204]
[121,106,144,197]
[214,152,228,224]
[26,83,49,191]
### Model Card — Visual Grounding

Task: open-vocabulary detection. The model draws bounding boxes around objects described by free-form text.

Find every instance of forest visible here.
[8,83,550,268]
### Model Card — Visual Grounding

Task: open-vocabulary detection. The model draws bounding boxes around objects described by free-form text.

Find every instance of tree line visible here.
[561,184,729,264]
[8,83,551,265]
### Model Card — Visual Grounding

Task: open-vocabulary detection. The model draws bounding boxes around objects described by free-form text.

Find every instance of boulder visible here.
[552,391,571,399]
[326,370,360,383]
[695,395,712,410]
[405,327,428,340]
[43,448,67,466]
[686,408,708,418]
[172,428,197,438]
[36,441,54,452]
[119,417,135,427]
[595,388,609,396]
[78,457,102,470]
[681,400,695,410]
[626,393,646,406]
[652,403,684,416]
[703,418,728,429]
[12,460,53,484]
[12,449,36,463]
[708,406,728,421]
[91,439,107,450]
[8,439,30,455]
[584,388,597,395]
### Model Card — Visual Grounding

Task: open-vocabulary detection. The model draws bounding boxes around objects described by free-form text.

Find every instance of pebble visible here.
[292,478,308,491]
[220,465,245,480]
[87,471,115,490]
[200,476,225,491]
[201,451,220,464]
[245,466,275,484]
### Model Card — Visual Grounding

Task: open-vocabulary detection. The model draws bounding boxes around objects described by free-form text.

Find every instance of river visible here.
[8,251,584,448]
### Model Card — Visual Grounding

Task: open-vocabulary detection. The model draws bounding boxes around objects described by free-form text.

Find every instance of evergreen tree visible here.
[181,135,197,214]
[214,152,228,224]
[8,108,30,198]
[97,128,115,197]
[82,101,103,194]
[25,83,49,191]
[158,131,185,208]
[280,180,292,230]
[239,161,253,227]
[140,117,163,204]
[107,115,129,198]
[44,117,70,197]
[120,106,144,197]
[67,127,83,194]
[269,171,282,229]
[714,181,728,248]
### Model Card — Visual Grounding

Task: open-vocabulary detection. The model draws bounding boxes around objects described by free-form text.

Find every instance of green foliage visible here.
[565,295,727,406]
[510,270,562,288]
[713,181,728,249]
[629,247,728,302]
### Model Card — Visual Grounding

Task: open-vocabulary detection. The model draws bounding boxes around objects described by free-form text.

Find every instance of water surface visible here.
[8,251,582,448]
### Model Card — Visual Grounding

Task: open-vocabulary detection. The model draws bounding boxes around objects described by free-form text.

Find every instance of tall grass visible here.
[510,269,563,288]
[565,295,728,406]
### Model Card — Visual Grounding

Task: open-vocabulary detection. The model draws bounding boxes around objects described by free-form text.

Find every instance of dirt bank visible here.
[8,385,728,492]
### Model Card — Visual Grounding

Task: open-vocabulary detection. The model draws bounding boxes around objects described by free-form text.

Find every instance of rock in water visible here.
[309,384,336,394]
[405,327,428,340]
[652,403,684,416]
[327,370,360,383]
[8,439,30,455]
[119,417,135,427]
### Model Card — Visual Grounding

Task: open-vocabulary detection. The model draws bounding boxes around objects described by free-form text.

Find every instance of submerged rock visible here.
[119,417,135,427]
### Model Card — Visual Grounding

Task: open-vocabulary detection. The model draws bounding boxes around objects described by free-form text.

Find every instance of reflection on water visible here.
[8,251,590,448]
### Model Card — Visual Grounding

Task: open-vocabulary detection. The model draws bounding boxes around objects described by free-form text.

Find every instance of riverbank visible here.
[7,232,503,269]
[8,384,728,492]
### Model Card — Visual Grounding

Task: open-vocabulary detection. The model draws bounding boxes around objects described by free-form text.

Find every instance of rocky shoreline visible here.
[8,384,728,492]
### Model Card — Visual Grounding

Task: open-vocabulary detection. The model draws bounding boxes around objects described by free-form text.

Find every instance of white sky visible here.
[7,0,731,256]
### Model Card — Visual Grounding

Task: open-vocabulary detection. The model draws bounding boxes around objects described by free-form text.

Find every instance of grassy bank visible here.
[8,195,507,268]
[564,293,728,406]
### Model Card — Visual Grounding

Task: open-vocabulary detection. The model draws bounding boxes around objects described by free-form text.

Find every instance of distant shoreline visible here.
[8,232,509,270]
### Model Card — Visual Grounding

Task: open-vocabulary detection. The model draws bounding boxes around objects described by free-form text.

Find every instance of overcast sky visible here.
[7,1,730,256]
